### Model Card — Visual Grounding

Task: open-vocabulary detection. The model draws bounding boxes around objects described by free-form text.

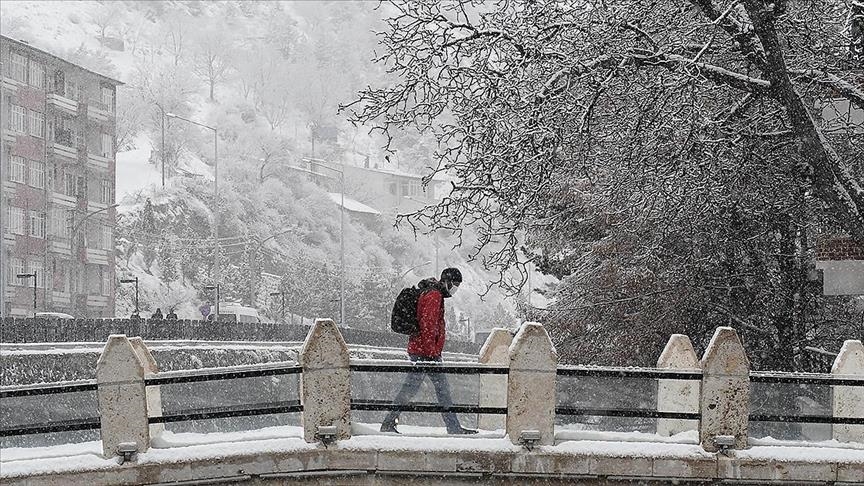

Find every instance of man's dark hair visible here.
[440,267,462,284]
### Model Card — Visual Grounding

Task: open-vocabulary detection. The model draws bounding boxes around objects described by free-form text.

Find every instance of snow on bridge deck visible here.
[2,424,863,485]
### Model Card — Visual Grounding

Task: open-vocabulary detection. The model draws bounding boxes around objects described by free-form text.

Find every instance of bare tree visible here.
[191,25,235,101]
[347,0,864,368]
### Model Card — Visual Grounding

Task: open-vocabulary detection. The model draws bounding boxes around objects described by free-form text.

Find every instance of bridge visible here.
[1,320,862,485]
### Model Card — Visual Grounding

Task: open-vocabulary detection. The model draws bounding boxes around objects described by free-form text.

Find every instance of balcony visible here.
[51,291,71,305]
[85,248,109,265]
[51,192,77,207]
[49,142,77,160]
[87,152,110,170]
[86,295,109,307]
[49,239,71,256]
[47,93,78,115]
[87,102,111,122]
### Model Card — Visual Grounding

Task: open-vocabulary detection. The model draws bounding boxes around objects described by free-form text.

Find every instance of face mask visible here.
[448,282,460,296]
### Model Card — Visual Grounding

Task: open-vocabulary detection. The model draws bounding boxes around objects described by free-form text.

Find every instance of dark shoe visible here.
[380,422,400,434]
[448,426,478,435]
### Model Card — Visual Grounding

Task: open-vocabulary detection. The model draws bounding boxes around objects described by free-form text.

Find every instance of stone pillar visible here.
[129,337,164,437]
[699,327,750,452]
[478,328,512,431]
[96,334,150,457]
[832,340,864,443]
[656,334,700,437]
[299,318,351,443]
[506,322,557,446]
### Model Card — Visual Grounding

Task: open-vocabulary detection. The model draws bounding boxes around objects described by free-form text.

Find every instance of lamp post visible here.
[204,284,220,322]
[289,160,345,327]
[120,277,139,316]
[159,105,166,187]
[69,203,120,313]
[269,291,285,323]
[248,227,296,305]
[166,113,219,287]
[17,272,37,316]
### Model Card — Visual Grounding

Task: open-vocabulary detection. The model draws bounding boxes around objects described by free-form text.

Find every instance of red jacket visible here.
[407,287,446,358]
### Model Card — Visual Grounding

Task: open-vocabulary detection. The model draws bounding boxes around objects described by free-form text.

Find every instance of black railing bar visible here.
[749,414,864,425]
[556,366,702,380]
[0,417,101,437]
[146,363,302,386]
[749,373,864,386]
[350,363,509,375]
[0,380,98,398]
[351,403,508,414]
[150,401,303,424]
[554,407,701,420]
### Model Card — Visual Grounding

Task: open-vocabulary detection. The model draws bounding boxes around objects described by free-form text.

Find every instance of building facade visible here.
[1,36,121,317]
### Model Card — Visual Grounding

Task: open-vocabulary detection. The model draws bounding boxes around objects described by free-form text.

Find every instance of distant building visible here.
[296,157,446,216]
[1,36,122,318]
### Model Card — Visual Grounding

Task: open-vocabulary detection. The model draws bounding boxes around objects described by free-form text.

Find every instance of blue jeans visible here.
[382,354,462,432]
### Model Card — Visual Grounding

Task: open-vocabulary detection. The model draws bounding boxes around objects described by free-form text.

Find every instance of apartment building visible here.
[1,36,121,318]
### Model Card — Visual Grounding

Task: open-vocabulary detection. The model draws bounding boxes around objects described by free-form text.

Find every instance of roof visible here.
[327,193,381,215]
[1,35,124,85]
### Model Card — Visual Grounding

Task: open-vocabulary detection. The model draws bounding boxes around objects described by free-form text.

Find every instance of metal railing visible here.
[3,360,863,438]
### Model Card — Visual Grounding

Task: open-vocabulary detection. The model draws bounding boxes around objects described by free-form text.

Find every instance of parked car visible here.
[34,312,74,320]
[217,303,262,324]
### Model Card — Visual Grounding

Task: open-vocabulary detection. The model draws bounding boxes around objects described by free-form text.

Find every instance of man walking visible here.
[381,267,477,435]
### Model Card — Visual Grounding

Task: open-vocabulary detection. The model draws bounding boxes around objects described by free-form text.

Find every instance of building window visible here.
[100,179,112,203]
[9,155,26,183]
[409,181,420,196]
[9,52,27,82]
[52,260,69,292]
[400,181,409,196]
[389,182,397,195]
[100,133,113,158]
[50,208,71,238]
[100,86,114,111]
[53,115,77,146]
[65,79,80,101]
[10,104,27,133]
[101,224,113,250]
[64,172,77,197]
[29,211,46,238]
[29,260,45,288]
[7,205,24,235]
[29,160,45,189]
[101,266,111,296]
[8,258,26,286]
[29,61,44,89]
[28,110,44,138]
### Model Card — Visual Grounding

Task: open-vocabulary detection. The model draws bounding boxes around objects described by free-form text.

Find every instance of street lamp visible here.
[17,272,37,316]
[69,203,120,314]
[204,284,220,322]
[248,227,297,305]
[166,113,219,287]
[288,160,345,327]
[120,277,139,316]
[269,291,285,323]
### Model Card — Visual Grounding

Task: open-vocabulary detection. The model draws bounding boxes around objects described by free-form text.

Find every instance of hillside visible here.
[1,0,535,334]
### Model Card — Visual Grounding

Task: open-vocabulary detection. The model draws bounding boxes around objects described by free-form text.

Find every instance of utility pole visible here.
[120,277,139,315]
[0,60,6,317]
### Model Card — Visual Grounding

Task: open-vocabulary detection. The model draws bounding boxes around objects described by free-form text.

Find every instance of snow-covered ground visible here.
[2,424,862,479]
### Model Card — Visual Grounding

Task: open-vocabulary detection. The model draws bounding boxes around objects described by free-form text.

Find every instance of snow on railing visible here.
[1,322,862,463]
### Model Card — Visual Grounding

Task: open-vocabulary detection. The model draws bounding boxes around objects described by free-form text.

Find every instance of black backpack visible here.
[391,286,422,335]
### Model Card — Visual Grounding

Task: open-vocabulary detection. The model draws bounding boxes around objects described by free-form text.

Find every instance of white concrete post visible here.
[299,318,351,443]
[832,340,864,443]
[507,322,557,446]
[699,327,750,452]
[96,334,150,457]
[129,337,163,437]
[656,334,700,437]
[478,328,512,431]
